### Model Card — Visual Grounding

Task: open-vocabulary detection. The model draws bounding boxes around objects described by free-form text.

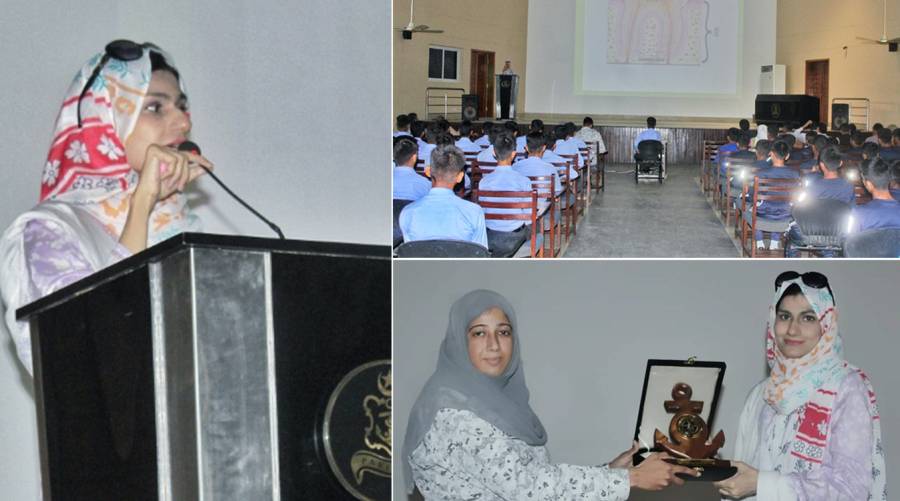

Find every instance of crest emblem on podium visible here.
[323,360,392,500]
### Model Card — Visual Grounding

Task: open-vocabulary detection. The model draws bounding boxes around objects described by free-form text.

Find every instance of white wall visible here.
[394,261,900,500]
[0,2,389,498]
[524,0,777,119]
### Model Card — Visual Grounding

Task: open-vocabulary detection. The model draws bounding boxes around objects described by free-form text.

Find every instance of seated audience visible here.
[575,116,608,161]
[399,144,488,248]
[720,132,755,186]
[785,146,855,257]
[876,128,900,161]
[503,120,524,153]
[393,137,430,202]
[411,120,427,149]
[476,125,502,163]
[715,127,740,162]
[733,139,773,196]
[846,132,866,157]
[454,120,479,153]
[394,114,412,137]
[539,132,578,189]
[477,133,536,255]
[866,123,883,144]
[553,124,583,173]
[474,121,494,147]
[848,157,900,233]
[515,132,564,197]
[750,140,801,250]
[862,142,880,161]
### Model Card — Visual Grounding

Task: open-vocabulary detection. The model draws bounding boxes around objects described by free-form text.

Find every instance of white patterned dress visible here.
[409,408,630,501]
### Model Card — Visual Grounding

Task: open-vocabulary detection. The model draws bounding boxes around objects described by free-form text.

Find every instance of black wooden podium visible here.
[17,233,391,501]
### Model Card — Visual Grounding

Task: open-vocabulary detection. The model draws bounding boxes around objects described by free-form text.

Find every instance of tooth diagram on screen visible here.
[607,0,711,65]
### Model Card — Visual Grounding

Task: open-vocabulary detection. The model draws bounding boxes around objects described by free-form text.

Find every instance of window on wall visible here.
[428,46,459,81]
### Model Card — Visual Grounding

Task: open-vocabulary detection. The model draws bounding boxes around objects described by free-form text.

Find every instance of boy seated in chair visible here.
[515,131,565,200]
[454,120,479,153]
[750,140,800,251]
[399,144,488,248]
[478,133,537,256]
[785,146,855,257]
[848,157,900,233]
[392,137,430,202]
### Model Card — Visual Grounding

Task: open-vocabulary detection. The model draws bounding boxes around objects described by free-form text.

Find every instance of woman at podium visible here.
[402,289,698,500]
[715,272,886,500]
[0,41,213,374]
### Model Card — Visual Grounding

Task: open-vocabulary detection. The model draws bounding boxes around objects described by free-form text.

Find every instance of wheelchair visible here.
[634,139,665,183]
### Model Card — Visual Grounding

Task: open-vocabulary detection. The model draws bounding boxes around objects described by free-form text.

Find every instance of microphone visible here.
[177,141,285,239]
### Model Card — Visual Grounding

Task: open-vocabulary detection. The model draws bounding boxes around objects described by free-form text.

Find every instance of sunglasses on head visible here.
[77,40,158,128]
[774,271,835,305]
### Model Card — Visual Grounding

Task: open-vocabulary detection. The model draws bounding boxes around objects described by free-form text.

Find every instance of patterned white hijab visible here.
[40,43,198,245]
[761,278,887,500]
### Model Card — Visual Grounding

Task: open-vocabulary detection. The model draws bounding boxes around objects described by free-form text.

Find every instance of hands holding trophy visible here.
[632,360,738,482]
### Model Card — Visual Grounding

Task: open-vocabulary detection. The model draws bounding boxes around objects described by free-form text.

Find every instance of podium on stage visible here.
[495,74,519,119]
[17,233,391,501]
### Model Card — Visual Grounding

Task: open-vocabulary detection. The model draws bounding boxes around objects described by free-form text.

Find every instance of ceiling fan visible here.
[397,0,444,39]
[856,0,900,46]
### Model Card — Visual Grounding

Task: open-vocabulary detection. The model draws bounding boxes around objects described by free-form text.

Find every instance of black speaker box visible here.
[461,94,479,121]
[831,103,850,129]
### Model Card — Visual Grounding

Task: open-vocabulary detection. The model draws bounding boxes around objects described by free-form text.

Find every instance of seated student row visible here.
[394,132,582,257]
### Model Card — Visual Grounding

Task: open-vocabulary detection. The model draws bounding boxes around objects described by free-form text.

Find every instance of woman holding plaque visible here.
[402,289,698,500]
[716,272,887,500]
[0,41,213,374]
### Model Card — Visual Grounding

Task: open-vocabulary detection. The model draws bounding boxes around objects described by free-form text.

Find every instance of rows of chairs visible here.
[394,142,600,257]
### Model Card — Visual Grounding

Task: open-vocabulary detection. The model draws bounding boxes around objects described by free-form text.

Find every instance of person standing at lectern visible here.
[715,272,886,500]
[501,60,515,75]
[403,289,699,500]
[0,41,213,374]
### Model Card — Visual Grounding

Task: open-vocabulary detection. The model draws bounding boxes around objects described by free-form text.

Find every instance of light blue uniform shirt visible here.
[515,135,527,153]
[474,135,491,147]
[455,137,480,153]
[541,150,578,181]
[393,165,432,201]
[399,188,488,248]
[513,156,564,195]
[476,146,496,163]
[634,128,663,152]
[477,166,534,232]
[418,143,436,166]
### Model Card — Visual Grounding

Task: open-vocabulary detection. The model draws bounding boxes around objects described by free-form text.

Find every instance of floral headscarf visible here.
[763,278,844,414]
[40,43,198,245]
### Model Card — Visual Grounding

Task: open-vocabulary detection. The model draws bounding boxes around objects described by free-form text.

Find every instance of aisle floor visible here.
[565,163,740,257]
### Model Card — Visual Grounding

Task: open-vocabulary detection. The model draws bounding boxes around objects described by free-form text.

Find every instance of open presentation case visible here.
[631,359,737,481]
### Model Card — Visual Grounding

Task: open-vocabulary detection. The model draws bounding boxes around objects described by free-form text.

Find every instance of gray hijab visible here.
[402,289,547,494]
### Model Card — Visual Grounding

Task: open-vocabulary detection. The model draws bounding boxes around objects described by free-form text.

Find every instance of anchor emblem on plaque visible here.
[653,382,725,459]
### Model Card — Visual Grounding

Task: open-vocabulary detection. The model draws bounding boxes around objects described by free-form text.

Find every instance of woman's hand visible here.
[714,461,758,499]
[120,144,213,254]
[134,144,213,204]
[609,441,639,469]
[629,452,700,491]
